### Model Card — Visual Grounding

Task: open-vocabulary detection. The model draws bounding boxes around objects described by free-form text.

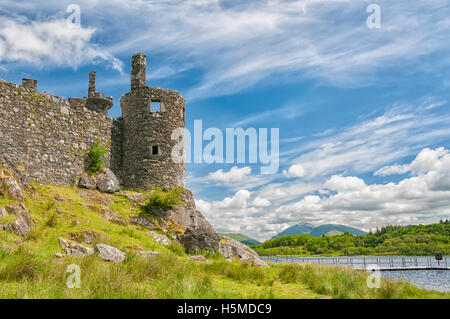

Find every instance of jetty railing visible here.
[262,256,450,270]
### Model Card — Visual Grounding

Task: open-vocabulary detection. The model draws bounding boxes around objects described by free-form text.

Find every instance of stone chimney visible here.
[88,71,96,98]
[131,53,146,90]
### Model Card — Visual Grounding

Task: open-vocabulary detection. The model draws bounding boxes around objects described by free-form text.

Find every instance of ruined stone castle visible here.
[0,53,186,190]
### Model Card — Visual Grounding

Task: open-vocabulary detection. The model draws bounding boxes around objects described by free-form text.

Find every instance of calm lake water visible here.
[261,256,450,292]
[381,270,450,292]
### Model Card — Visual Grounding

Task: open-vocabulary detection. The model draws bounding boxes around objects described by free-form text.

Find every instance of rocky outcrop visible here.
[78,174,97,190]
[147,231,171,246]
[94,168,120,193]
[219,237,268,267]
[0,169,24,201]
[0,203,32,236]
[95,243,126,263]
[164,190,220,252]
[187,255,212,264]
[58,237,94,256]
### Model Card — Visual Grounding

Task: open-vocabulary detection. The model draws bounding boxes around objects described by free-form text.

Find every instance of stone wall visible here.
[0,78,113,186]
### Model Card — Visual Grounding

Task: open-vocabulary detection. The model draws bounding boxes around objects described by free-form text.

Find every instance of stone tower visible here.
[120,53,186,189]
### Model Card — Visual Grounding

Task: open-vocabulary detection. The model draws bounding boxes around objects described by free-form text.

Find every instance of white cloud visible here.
[375,147,449,176]
[209,166,251,183]
[283,164,306,178]
[324,175,366,192]
[0,16,123,71]
[251,197,271,207]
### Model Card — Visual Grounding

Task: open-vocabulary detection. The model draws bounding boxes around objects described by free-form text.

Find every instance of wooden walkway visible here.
[262,256,450,271]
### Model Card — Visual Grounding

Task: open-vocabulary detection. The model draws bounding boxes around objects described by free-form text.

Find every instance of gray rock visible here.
[54,253,64,259]
[78,174,97,190]
[187,255,212,264]
[95,168,120,193]
[94,243,126,263]
[219,237,268,267]
[147,231,171,246]
[0,203,32,236]
[0,170,24,201]
[58,237,94,256]
[166,190,220,253]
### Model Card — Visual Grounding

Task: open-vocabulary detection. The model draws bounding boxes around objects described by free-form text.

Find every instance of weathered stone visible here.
[68,231,98,245]
[136,250,160,257]
[54,253,64,259]
[167,191,220,252]
[131,215,158,229]
[95,168,120,193]
[123,192,147,206]
[0,203,32,236]
[78,174,97,190]
[219,237,268,267]
[147,231,171,246]
[187,255,212,264]
[58,237,94,256]
[0,169,24,201]
[94,243,126,263]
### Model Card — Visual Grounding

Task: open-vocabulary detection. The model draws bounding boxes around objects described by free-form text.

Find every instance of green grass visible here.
[0,184,449,299]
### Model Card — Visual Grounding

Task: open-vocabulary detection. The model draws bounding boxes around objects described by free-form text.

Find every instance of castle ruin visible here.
[0,53,185,190]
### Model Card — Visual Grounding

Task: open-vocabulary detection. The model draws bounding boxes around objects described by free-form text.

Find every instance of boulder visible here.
[0,169,24,201]
[78,174,97,190]
[136,251,160,257]
[58,237,94,256]
[95,168,120,193]
[94,243,126,263]
[219,237,268,267]
[147,231,171,246]
[187,255,212,264]
[0,203,32,236]
[165,190,220,252]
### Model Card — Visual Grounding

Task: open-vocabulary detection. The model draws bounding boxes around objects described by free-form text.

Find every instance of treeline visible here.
[253,220,450,256]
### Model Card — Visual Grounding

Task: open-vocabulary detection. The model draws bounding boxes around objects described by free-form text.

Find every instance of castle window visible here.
[152,145,159,155]
[150,100,161,112]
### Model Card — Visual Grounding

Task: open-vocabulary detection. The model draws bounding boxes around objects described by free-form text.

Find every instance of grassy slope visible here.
[0,184,448,299]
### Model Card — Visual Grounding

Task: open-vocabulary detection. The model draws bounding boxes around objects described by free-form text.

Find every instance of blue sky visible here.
[1,0,450,240]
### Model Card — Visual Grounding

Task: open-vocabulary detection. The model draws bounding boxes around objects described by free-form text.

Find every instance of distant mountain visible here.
[272,223,366,239]
[219,233,261,246]
[271,223,314,239]
[309,224,366,237]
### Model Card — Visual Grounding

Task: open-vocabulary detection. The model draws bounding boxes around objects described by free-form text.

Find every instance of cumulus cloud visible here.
[251,197,271,207]
[375,147,449,176]
[0,16,123,71]
[283,164,306,178]
[209,166,252,183]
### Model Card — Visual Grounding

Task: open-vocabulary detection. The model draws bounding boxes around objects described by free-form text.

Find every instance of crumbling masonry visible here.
[0,53,185,190]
